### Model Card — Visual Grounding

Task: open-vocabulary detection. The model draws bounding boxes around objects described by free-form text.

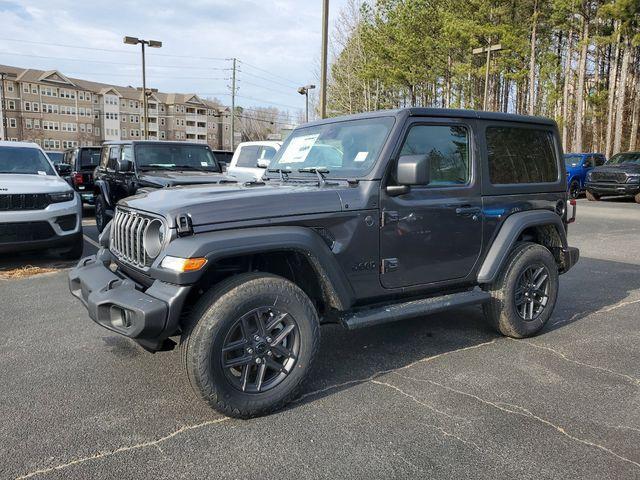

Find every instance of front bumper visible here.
[0,194,82,253]
[586,182,640,196]
[69,248,190,349]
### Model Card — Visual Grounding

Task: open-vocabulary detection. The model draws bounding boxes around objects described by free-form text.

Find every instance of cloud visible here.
[0,0,348,114]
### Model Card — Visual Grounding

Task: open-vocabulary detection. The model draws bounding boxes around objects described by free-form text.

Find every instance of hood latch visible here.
[176,214,193,236]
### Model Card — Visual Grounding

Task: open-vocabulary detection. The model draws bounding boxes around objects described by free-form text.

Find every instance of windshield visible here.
[564,154,582,167]
[0,147,55,175]
[134,144,221,172]
[268,117,395,178]
[46,152,64,163]
[607,152,640,166]
[79,148,101,169]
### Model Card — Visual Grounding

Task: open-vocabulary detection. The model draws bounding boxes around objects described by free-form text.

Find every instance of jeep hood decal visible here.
[119,182,344,227]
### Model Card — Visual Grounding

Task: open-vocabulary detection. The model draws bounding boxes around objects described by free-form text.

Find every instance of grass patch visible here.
[0,265,63,280]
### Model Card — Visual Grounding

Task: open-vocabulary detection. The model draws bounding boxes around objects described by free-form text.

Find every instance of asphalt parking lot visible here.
[1,199,639,479]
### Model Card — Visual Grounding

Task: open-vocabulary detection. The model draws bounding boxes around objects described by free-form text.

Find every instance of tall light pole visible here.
[297,84,316,123]
[320,0,329,119]
[124,36,162,139]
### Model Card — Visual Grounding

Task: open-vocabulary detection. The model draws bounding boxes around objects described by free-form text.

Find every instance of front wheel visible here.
[181,273,320,418]
[568,180,580,199]
[483,242,559,338]
[95,194,108,233]
[586,190,600,201]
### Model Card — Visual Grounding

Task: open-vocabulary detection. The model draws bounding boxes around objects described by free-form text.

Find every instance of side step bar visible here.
[341,289,491,330]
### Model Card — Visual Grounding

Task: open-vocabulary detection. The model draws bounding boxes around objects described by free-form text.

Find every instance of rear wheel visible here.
[95,194,107,233]
[586,190,600,201]
[181,273,320,418]
[483,242,559,338]
[568,180,580,199]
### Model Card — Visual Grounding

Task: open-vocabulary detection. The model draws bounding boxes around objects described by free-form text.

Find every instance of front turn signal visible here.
[160,256,207,272]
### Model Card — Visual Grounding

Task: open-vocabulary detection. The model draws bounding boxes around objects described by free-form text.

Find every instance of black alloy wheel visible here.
[514,264,550,321]
[569,180,580,199]
[221,306,300,393]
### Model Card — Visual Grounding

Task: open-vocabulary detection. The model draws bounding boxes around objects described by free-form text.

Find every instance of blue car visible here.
[564,153,606,199]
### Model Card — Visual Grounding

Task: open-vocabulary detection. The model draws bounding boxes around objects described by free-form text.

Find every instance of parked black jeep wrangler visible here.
[93,140,234,232]
[61,146,102,205]
[70,109,579,418]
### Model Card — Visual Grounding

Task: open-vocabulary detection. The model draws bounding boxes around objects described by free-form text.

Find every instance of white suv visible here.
[0,141,83,258]
[226,141,282,182]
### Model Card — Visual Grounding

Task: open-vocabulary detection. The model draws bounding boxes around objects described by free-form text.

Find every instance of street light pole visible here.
[298,84,316,123]
[472,42,502,111]
[320,0,329,119]
[124,36,162,140]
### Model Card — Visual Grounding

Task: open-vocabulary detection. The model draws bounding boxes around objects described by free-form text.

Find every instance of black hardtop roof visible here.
[304,107,557,128]
[64,146,101,152]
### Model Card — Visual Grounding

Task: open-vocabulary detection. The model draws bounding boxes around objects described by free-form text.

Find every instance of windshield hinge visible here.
[176,214,193,236]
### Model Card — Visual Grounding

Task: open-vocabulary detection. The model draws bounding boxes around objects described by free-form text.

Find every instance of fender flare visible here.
[150,226,356,311]
[477,210,567,284]
[94,179,113,208]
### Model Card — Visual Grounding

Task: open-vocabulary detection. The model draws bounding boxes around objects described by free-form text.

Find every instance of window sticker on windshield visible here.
[201,162,208,167]
[279,134,319,164]
[354,151,369,162]
[37,171,47,175]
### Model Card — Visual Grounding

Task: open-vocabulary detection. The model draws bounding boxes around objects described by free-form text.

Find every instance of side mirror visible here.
[257,159,270,169]
[397,154,430,185]
[117,159,133,172]
[55,163,71,176]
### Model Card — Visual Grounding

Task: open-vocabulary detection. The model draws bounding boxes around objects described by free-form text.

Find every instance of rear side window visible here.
[235,145,261,168]
[487,127,558,184]
[79,148,101,169]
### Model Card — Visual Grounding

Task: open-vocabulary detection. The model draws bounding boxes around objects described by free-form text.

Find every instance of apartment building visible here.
[0,64,230,151]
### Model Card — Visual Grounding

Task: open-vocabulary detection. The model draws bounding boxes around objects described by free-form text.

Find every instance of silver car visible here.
[0,141,83,258]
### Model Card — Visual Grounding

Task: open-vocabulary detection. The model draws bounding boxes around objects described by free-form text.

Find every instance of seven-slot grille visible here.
[590,171,627,183]
[0,194,50,211]
[110,209,156,268]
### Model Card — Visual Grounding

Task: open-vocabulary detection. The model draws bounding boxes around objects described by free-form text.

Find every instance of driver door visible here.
[380,119,483,289]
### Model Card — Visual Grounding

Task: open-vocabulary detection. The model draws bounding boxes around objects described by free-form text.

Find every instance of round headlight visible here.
[143,219,166,259]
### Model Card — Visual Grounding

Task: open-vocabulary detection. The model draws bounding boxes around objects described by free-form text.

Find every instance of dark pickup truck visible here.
[585,151,640,203]
[70,108,579,418]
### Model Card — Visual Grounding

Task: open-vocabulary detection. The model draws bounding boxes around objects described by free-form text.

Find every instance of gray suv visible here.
[70,109,579,418]
[0,141,83,258]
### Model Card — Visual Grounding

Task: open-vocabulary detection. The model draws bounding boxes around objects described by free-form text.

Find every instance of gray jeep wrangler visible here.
[69,108,579,418]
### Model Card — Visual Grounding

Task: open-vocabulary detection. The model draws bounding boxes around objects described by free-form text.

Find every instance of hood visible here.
[0,173,71,194]
[120,181,346,228]
[591,163,640,174]
[138,169,235,188]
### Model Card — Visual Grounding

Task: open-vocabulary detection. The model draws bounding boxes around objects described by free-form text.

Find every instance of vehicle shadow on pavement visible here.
[292,256,640,410]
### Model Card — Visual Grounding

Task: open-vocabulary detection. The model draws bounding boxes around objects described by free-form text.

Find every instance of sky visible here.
[0,0,348,118]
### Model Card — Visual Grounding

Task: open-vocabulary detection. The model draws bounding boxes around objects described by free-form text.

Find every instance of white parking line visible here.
[83,235,100,248]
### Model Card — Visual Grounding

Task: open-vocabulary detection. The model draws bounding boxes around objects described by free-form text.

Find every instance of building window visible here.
[23,84,29,93]
[24,101,31,111]
[87,124,92,133]
[26,119,32,129]
[160,118,165,126]
[7,100,15,110]
[31,84,37,94]
[34,119,40,129]
[9,118,17,128]
[32,102,39,112]
[6,83,14,92]
[160,131,166,139]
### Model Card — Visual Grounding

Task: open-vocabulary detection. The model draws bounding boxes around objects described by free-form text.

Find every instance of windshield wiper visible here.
[298,167,329,186]
[173,165,215,171]
[267,168,292,181]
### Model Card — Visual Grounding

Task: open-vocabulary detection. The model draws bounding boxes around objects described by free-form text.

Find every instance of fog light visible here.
[109,306,132,328]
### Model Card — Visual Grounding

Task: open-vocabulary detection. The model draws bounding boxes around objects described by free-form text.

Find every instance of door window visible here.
[107,146,120,171]
[235,145,261,168]
[398,125,470,186]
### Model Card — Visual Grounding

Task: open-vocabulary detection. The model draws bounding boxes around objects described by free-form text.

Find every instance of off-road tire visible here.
[586,190,600,201]
[568,179,580,199]
[59,233,84,260]
[483,242,559,338]
[180,272,320,419]
[95,194,108,233]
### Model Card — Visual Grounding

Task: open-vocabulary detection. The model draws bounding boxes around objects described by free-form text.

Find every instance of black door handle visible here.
[455,206,482,215]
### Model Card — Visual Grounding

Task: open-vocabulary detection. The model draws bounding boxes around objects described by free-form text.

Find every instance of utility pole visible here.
[0,72,5,141]
[472,43,502,111]
[230,57,237,151]
[320,0,329,118]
